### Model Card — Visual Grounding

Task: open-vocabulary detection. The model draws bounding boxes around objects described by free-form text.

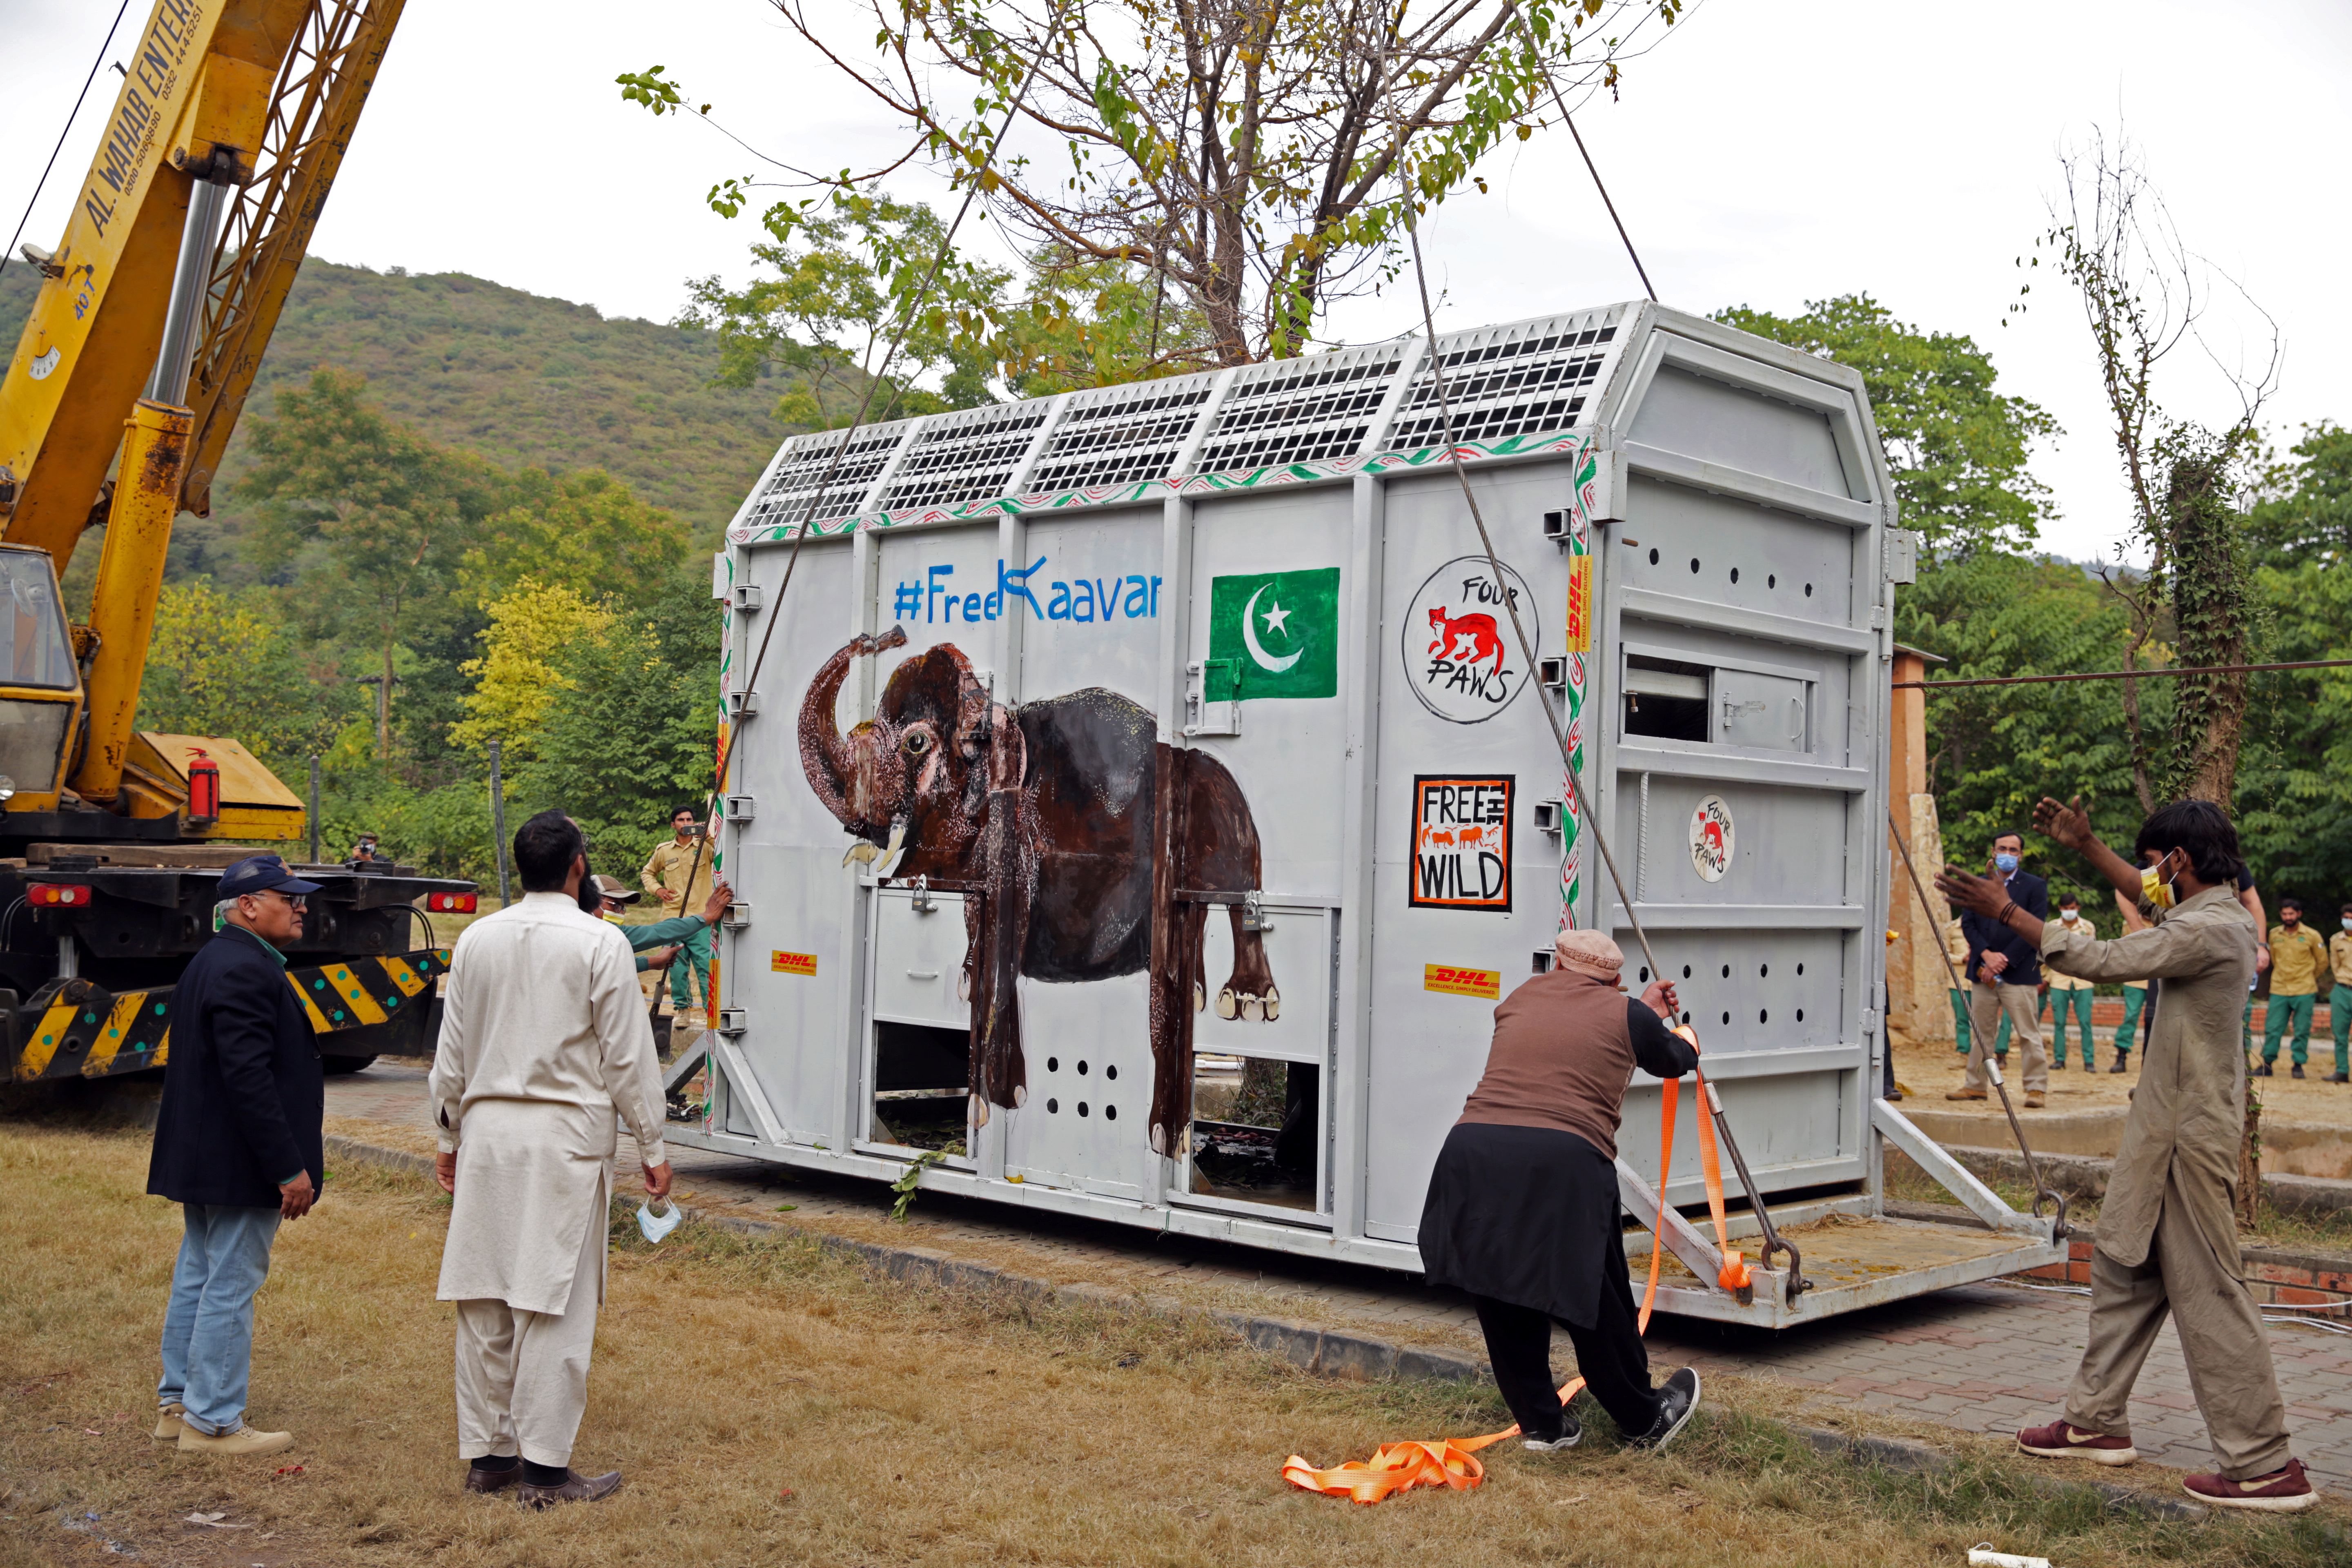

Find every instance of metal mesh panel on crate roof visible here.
[742,421,911,531]
[1024,375,1218,493]
[876,401,1052,512]
[1186,341,1407,474]
[1385,306,1630,451]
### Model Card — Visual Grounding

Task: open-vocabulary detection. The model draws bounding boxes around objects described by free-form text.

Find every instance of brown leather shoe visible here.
[1944,1088,1987,1100]
[516,1469,624,1508]
[464,1462,520,1494]
[2025,1091,2046,1108]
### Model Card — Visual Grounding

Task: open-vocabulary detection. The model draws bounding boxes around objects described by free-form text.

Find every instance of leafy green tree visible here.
[1715,296,2058,559]
[1895,553,2151,905]
[461,468,691,609]
[677,192,1011,423]
[236,368,503,752]
[2246,422,2352,571]
[137,580,360,771]
[628,0,1684,361]
[517,561,722,871]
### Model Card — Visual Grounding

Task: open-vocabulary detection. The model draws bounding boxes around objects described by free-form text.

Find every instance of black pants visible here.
[1474,1279,1662,1441]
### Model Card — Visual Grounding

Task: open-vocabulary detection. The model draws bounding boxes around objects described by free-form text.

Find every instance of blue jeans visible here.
[158,1203,281,1435]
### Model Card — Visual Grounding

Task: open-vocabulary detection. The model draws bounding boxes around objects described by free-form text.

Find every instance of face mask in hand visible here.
[1993,852,2020,874]
[637,1198,681,1244]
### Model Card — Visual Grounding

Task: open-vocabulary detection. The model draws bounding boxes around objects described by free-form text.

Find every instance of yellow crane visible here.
[0,0,477,1088]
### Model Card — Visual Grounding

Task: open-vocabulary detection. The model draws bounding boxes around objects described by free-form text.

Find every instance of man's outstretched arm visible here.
[2032,795,2144,906]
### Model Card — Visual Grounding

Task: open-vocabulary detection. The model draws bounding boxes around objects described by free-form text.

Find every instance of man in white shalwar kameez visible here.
[429,810,673,1507]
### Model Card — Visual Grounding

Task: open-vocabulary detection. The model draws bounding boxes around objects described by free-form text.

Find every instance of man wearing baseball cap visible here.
[148,854,327,1457]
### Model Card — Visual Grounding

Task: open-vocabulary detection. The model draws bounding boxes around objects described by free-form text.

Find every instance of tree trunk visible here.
[2238,1083,2262,1229]
[2163,449,2254,805]
[377,632,394,755]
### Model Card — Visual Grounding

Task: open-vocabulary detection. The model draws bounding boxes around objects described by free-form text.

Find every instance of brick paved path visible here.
[330,1064,2352,1494]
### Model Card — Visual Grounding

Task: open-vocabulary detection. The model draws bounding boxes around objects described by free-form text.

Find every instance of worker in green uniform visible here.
[2331,904,2352,1084]
[589,875,731,975]
[2047,895,2098,1069]
[2259,898,2330,1078]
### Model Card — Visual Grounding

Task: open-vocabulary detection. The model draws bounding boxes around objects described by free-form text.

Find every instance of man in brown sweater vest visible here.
[1418,928,1701,1452]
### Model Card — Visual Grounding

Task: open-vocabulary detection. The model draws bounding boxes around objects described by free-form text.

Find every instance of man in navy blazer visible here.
[147,854,326,1457]
[1949,828,2052,1108]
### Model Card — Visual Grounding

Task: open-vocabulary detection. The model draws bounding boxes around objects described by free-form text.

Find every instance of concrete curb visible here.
[1932,1142,2352,1218]
[323,1134,2219,1522]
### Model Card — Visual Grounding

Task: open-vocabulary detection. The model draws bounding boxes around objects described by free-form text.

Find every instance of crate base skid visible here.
[656,1118,2063,1330]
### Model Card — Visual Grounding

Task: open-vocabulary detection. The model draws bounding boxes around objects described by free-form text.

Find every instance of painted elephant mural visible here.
[799,626,1278,1152]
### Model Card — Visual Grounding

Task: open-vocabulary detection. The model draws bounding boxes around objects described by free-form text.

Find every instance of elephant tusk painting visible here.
[799,627,1280,1152]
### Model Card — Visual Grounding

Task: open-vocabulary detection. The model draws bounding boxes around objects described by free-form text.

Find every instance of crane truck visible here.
[0,0,474,1090]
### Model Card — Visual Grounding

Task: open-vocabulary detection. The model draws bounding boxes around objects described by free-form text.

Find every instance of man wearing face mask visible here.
[2330,904,2352,1085]
[2046,895,2099,1071]
[2258,898,2329,1079]
[1949,830,2049,1107]
[1938,797,2314,1512]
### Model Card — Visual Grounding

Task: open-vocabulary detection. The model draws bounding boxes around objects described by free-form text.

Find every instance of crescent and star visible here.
[1241,584,1303,673]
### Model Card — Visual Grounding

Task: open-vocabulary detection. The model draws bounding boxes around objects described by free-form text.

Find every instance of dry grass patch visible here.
[3,1120,2345,1567]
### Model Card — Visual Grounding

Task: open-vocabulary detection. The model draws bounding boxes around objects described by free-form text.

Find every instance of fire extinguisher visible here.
[188,750,220,826]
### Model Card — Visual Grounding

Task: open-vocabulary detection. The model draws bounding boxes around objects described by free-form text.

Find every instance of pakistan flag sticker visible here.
[1207,568,1341,700]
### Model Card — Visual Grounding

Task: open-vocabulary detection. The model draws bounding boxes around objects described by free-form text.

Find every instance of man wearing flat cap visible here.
[148,854,327,1458]
[1418,928,1704,1455]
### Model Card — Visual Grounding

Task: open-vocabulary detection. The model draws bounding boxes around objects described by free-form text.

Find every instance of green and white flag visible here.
[1207,568,1340,700]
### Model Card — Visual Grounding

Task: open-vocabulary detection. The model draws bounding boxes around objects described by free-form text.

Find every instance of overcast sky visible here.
[4,0,2345,564]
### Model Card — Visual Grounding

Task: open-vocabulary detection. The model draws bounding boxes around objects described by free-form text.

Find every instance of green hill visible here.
[0,256,788,554]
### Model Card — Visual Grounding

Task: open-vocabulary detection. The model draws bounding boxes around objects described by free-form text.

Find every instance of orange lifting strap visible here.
[1282,1044,1744,1504]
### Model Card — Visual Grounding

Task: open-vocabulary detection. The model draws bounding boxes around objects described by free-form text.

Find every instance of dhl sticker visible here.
[771,950,818,977]
[1423,964,1501,999]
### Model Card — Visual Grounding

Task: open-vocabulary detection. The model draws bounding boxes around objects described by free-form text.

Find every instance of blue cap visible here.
[218,854,323,899]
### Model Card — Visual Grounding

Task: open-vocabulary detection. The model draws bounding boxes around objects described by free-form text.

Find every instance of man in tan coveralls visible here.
[1939,796,2314,1511]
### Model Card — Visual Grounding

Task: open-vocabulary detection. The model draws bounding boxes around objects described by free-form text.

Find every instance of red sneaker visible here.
[2182,1459,2318,1512]
[2017,1419,2136,1465]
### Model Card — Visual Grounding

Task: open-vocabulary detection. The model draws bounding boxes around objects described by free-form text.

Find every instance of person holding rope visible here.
[1417,929,1702,1454]
[639,806,715,1023]
[1937,796,2315,1512]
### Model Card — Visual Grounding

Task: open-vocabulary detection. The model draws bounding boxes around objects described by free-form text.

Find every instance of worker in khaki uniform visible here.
[2045,894,2098,1071]
[2330,904,2352,1084]
[639,806,716,1022]
[2111,890,2152,1072]
[2258,898,2330,1078]
[1939,796,2314,1512]
[431,811,674,1508]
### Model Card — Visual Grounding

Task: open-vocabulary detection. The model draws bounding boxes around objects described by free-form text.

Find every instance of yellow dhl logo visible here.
[771,950,819,977]
[1423,964,1501,999]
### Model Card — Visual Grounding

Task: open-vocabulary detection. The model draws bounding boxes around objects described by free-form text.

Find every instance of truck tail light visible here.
[187,754,220,824]
[29,882,93,907]
[425,892,478,913]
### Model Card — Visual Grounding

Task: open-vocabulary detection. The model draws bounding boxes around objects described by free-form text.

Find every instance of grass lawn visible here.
[4,1120,2345,1567]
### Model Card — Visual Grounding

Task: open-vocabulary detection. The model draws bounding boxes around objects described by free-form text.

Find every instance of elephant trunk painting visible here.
[798,627,1278,1152]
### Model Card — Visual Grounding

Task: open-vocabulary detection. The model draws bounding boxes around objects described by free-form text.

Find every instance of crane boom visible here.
[0,0,403,817]
[180,0,407,517]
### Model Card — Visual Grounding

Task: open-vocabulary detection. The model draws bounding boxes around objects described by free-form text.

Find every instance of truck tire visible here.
[321,1055,379,1075]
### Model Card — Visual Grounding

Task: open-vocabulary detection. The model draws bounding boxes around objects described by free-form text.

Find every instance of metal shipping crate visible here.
[681,303,2062,1327]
